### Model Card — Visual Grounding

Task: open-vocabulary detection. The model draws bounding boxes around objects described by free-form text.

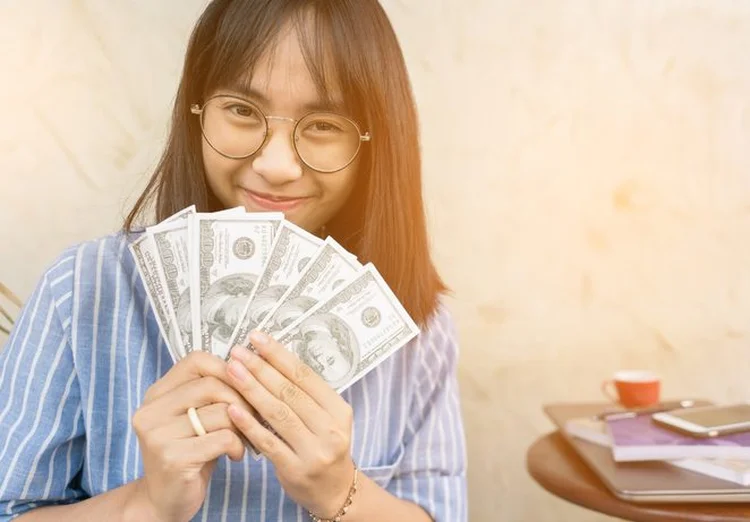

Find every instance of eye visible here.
[303,117,345,134]
[312,121,341,132]
[227,103,258,119]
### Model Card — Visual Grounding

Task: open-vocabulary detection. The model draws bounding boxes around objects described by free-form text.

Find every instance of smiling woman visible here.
[0,2,467,521]
[124,0,442,326]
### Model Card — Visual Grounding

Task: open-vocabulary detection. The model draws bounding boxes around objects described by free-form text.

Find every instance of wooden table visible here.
[527,430,750,522]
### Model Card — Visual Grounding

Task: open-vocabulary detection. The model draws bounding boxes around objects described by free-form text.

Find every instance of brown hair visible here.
[124,0,447,326]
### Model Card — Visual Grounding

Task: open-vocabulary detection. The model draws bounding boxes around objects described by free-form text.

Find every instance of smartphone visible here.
[651,403,750,438]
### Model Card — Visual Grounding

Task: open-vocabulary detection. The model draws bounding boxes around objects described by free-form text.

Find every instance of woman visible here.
[0,1,467,521]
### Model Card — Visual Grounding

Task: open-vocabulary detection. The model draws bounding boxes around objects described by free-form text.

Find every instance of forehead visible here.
[224,23,345,113]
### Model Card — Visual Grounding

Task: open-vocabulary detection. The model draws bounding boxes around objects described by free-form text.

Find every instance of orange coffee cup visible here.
[601,370,660,408]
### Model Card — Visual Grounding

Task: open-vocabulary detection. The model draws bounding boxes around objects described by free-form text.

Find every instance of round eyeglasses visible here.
[190,94,371,174]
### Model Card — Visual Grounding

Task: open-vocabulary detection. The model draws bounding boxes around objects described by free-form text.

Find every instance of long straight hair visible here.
[124,0,447,327]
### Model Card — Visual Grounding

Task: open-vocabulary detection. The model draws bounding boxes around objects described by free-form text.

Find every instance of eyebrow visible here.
[222,83,345,115]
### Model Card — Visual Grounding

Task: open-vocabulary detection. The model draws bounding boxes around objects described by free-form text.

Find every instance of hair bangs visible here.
[125,0,446,326]
[291,8,353,117]
[199,2,355,118]
[201,1,291,100]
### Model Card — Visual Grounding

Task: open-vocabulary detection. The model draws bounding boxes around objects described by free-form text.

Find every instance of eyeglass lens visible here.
[199,96,363,172]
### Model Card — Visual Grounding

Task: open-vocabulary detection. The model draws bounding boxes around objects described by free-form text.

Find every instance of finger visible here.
[162,403,252,440]
[180,428,246,462]
[227,403,298,467]
[179,403,231,438]
[227,359,312,454]
[142,404,234,447]
[175,404,260,456]
[242,331,344,414]
[135,376,253,432]
[143,351,232,404]
[230,345,331,435]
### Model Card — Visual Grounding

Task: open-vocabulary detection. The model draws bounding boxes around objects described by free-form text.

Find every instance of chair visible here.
[0,281,22,340]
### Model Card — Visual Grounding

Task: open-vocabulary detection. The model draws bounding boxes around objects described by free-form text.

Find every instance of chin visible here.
[283,214,319,234]
[221,193,325,234]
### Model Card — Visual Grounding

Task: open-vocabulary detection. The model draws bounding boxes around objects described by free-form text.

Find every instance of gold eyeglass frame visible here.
[190,94,371,174]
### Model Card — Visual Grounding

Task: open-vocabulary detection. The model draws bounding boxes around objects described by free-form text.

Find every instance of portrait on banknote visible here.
[201,273,257,348]
[264,295,319,337]
[285,313,359,389]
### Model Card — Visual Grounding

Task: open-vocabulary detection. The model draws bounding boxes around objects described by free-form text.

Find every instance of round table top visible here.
[526,431,750,522]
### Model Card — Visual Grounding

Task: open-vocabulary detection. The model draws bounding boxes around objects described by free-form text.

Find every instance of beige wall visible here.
[3,1,750,520]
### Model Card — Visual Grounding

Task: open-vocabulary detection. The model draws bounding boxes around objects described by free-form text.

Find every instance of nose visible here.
[251,123,303,184]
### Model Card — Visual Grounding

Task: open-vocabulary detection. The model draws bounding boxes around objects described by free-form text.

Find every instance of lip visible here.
[242,189,311,212]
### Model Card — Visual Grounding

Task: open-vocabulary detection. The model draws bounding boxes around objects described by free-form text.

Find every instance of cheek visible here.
[319,172,356,206]
[300,172,356,230]
[201,141,220,187]
[317,156,361,206]
[202,142,238,197]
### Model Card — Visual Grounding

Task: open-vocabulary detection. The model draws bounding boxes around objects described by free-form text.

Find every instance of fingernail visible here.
[227,360,251,382]
[230,345,251,362]
[228,404,249,422]
[249,330,269,347]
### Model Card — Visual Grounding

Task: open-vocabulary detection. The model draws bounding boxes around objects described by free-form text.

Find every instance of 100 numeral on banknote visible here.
[191,213,282,358]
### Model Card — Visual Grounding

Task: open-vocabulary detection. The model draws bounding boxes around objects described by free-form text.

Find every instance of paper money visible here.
[229,220,324,353]
[129,204,422,462]
[148,220,194,354]
[151,206,245,353]
[129,205,195,360]
[275,263,419,392]
[257,237,362,339]
[190,213,283,358]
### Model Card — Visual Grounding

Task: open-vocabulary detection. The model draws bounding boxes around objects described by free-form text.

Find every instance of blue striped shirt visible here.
[0,233,467,521]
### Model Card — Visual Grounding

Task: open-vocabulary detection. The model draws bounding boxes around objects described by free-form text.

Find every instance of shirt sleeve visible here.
[386,306,468,522]
[0,255,87,520]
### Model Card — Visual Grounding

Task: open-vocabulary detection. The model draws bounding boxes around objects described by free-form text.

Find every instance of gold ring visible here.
[187,406,207,436]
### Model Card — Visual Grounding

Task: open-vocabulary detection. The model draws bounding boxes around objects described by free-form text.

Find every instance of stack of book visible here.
[565,413,750,486]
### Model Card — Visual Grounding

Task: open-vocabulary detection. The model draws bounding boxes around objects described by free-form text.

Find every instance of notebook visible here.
[605,413,750,462]
[565,415,750,485]
[544,402,750,503]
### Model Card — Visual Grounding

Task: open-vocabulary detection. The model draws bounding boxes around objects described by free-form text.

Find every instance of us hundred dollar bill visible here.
[129,205,195,360]
[150,206,245,355]
[275,263,419,393]
[228,220,324,353]
[190,212,283,359]
[257,236,362,339]
[148,220,194,355]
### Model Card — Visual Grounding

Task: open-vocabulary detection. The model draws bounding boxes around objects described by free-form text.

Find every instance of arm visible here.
[15,481,157,522]
[374,307,468,521]
[330,306,467,522]
[0,257,155,522]
[0,257,88,521]
[1,251,251,522]
[328,473,431,522]
[225,307,467,522]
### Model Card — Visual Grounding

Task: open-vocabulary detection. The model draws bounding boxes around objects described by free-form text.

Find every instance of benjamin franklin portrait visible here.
[201,273,257,347]
[288,313,359,390]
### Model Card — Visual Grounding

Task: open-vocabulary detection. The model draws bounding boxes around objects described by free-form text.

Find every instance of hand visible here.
[130,351,254,522]
[225,331,356,519]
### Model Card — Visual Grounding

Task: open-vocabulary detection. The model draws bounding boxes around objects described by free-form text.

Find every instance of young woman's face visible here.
[201,26,361,235]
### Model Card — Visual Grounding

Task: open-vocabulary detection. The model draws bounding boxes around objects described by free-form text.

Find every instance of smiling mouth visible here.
[243,189,310,211]
[254,191,304,201]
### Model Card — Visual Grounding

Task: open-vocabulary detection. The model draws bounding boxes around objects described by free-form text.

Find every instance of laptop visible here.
[544,402,750,503]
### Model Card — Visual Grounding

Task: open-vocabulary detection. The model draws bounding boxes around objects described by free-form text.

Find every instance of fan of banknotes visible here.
[129,205,420,394]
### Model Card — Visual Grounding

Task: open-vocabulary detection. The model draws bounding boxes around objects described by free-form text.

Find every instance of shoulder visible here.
[417,298,460,356]
[39,231,140,315]
[70,230,140,265]
[47,231,138,282]
[401,298,460,386]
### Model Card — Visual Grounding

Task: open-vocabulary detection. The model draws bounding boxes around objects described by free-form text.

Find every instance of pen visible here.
[595,399,696,421]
